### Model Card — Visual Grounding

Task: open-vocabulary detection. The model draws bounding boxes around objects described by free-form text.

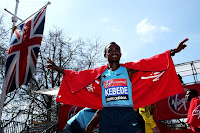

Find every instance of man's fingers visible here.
[47,58,52,63]
[181,38,189,44]
[45,65,53,68]
[46,58,55,65]
[45,65,51,68]
[46,57,51,63]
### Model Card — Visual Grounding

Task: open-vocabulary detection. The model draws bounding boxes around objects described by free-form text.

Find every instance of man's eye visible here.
[116,48,120,52]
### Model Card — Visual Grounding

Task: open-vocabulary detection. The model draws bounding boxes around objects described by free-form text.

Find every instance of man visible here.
[62,108,97,133]
[186,89,200,133]
[46,38,188,133]
[96,42,142,132]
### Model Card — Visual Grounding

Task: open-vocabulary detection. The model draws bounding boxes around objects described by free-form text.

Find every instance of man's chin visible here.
[109,59,120,62]
[109,57,120,61]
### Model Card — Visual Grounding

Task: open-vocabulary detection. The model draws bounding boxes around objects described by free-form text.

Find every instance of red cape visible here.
[187,97,200,132]
[56,50,184,109]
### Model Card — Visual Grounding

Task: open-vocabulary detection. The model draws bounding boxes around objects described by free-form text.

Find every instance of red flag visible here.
[56,50,184,109]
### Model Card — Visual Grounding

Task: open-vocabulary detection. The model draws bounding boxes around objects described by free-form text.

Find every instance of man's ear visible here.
[104,53,107,59]
[191,94,195,99]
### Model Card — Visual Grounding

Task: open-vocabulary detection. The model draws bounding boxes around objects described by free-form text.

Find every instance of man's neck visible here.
[108,62,120,71]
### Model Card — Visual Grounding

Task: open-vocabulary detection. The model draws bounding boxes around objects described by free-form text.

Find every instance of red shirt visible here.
[187,97,200,132]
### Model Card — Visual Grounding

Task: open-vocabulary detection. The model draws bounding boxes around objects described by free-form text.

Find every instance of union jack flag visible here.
[4,6,47,94]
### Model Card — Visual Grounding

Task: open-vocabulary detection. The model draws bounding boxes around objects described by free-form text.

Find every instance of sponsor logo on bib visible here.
[104,79,129,102]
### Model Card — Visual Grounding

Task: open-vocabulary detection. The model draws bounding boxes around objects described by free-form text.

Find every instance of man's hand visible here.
[174,38,188,53]
[152,126,160,133]
[46,58,65,75]
[46,58,57,70]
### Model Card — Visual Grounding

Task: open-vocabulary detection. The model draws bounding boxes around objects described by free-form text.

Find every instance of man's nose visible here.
[112,49,118,54]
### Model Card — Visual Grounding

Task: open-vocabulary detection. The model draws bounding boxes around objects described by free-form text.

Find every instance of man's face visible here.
[104,44,121,62]
[185,91,193,102]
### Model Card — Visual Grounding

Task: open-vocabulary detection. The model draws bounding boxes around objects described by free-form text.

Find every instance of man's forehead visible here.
[106,44,120,49]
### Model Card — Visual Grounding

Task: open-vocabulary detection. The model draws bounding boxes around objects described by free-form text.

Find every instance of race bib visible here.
[104,78,129,102]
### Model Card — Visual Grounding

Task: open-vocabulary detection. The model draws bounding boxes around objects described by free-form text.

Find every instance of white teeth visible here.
[112,55,117,57]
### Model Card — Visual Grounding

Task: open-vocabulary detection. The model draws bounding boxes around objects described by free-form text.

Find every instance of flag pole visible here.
[1,1,51,42]
[0,0,19,122]
[0,81,7,121]
[16,1,51,28]
[4,8,23,22]
[10,0,19,38]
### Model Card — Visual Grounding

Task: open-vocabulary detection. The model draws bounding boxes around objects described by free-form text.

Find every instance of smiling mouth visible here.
[112,55,118,57]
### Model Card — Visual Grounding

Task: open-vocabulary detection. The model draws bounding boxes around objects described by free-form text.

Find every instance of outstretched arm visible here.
[45,58,65,75]
[170,38,188,56]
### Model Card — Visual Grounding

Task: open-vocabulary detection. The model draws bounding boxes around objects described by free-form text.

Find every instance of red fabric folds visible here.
[56,50,184,109]
[187,97,200,132]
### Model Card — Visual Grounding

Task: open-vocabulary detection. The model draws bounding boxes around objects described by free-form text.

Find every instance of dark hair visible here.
[104,42,120,54]
[188,89,199,97]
